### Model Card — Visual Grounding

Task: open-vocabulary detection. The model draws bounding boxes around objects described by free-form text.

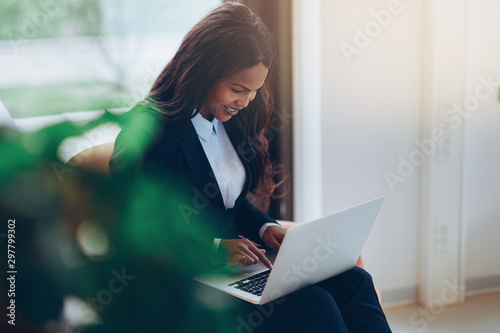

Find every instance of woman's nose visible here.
[237,92,255,108]
[237,96,251,108]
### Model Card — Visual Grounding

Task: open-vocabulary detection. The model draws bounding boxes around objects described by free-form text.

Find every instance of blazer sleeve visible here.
[109,111,218,272]
[109,109,162,178]
[233,198,280,243]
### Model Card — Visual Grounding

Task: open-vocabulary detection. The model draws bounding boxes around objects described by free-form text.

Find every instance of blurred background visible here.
[1,0,499,332]
[0,0,220,117]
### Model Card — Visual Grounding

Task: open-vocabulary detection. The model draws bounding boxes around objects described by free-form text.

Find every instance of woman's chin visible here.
[215,113,233,123]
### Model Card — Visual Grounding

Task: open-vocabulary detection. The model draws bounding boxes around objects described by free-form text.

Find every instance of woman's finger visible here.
[242,247,259,265]
[239,254,247,267]
[241,238,272,267]
[239,235,262,248]
[246,241,273,269]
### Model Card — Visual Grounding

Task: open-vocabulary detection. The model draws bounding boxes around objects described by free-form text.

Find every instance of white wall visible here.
[463,0,500,281]
[295,0,500,303]
[318,0,422,296]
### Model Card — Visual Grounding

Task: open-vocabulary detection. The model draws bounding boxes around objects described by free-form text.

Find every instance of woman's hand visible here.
[220,237,273,269]
[262,226,286,252]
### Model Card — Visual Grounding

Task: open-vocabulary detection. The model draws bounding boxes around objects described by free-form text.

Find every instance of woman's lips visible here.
[224,105,241,116]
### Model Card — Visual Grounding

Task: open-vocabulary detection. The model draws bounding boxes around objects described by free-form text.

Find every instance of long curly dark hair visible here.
[146,2,284,200]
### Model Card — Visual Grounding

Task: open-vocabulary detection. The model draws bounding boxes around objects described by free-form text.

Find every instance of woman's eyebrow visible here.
[231,83,260,92]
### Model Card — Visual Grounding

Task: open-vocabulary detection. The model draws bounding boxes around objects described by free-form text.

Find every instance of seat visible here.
[67,142,115,176]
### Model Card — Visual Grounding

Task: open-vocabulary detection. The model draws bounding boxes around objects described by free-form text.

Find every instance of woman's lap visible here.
[251,267,392,333]
[216,267,391,332]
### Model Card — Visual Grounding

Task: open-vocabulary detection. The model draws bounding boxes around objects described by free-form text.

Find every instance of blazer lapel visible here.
[175,120,225,209]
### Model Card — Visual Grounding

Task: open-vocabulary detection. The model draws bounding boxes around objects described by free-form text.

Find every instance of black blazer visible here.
[109,107,278,247]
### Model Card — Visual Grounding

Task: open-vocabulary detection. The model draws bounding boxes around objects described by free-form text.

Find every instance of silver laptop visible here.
[194,197,384,305]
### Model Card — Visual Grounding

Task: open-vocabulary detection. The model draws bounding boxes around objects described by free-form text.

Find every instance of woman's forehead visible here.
[225,63,269,90]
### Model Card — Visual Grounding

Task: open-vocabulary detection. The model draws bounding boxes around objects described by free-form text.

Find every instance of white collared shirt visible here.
[191,113,280,257]
[191,112,245,209]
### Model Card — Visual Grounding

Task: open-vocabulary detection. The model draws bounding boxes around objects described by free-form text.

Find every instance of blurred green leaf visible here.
[0,111,241,332]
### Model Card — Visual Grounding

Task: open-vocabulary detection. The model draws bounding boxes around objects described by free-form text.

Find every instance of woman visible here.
[110,3,392,332]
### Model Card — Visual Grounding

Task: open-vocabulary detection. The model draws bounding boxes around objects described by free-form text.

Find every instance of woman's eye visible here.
[231,88,243,93]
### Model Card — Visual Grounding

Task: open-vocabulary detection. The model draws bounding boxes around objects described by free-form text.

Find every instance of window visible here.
[0,0,221,118]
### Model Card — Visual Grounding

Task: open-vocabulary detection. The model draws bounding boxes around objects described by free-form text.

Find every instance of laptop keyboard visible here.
[228,270,270,296]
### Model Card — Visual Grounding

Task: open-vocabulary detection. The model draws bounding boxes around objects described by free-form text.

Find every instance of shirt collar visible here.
[191,112,218,142]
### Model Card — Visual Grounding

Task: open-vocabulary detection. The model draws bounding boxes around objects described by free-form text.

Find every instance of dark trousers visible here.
[234,267,392,333]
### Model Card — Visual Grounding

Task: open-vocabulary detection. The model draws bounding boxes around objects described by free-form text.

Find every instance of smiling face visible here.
[199,63,269,122]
